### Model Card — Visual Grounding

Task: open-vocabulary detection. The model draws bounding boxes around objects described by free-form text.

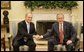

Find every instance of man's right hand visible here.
[66,40,72,45]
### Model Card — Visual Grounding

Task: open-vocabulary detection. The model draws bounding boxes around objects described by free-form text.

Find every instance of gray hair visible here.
[25,13,32,18]
[56,13,64,19]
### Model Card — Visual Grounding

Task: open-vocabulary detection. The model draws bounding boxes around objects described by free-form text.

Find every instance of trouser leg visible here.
[48,38,58,51]
[12,41,20,51]
[65,43,74,51]
[26,41,36,51]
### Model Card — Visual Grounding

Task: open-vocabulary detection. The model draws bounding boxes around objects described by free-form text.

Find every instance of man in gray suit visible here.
[35,13,77,51]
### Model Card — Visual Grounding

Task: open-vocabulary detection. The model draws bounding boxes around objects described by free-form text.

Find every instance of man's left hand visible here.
[66,40,72,45]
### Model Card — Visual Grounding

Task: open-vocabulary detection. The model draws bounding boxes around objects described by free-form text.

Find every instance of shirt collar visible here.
[59,22,63,26]
[25,20,30,25]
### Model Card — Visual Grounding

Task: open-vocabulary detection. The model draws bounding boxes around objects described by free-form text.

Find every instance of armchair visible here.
[54,22,82,51]
[8,21,28,51]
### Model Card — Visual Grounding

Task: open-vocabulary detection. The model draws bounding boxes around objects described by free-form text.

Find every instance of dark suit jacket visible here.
[43,21,77,43]
[13,20,37,42]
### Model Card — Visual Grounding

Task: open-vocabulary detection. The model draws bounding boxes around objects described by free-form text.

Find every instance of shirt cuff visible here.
[41,35,43,38]
[33,35,35,38]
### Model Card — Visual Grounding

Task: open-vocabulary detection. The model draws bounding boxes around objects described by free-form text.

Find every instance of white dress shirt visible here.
[24,20,30,42]
[25,20,30,34]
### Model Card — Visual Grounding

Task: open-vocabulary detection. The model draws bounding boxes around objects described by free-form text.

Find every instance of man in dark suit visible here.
[35,13,77,51]
[12,13,37,51]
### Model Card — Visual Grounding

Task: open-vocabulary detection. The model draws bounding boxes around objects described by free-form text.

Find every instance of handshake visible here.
[33,35,43,40]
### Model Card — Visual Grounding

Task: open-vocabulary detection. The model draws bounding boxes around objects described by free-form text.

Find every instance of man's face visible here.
[25,14,32,23]
[57,15,64,24]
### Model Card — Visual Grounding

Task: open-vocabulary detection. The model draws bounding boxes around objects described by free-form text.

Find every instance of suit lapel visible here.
[29,22,31,34]
[63,21,66,36]
[56,22,66,38]
[23,20,27,33]
[56,22,60,37]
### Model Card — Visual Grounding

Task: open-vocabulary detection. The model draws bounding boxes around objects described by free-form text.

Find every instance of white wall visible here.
[32,8,71,28]
[1,1,31,41]
[1,1,31,23]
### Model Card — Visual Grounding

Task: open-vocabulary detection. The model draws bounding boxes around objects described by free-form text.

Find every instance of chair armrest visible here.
[7,34,12,51]
[74,38,80,51]
[8,34,12,39]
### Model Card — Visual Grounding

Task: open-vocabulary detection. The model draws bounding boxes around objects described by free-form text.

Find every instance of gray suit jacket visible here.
[43,21,77,43]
